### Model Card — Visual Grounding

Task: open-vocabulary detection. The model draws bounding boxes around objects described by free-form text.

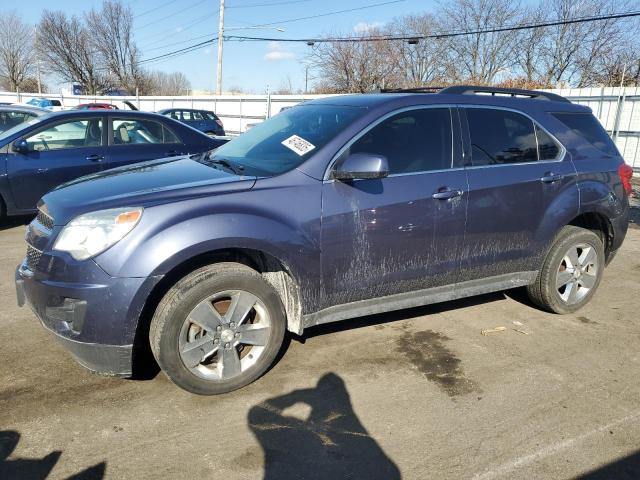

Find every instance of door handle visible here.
[540,172,562,183]
[86,154,104,162]
[432,188,464,200]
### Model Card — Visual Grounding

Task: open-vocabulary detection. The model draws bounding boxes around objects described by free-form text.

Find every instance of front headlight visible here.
[53,207,143,260]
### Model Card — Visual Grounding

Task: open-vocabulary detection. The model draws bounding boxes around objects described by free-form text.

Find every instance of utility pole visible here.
[216,0,225,95]
[34,25,42,94]
[304,65,308,94]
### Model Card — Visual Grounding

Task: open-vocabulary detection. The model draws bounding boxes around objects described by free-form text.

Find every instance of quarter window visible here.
[346,108,452,174]
[24,119,103,151]
[466,108,538,166]
[112,118,179,144]
[535,124,561,160]
[553,112,619,156]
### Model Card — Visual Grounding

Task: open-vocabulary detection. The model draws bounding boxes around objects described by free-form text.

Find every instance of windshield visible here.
[209,104,365,175]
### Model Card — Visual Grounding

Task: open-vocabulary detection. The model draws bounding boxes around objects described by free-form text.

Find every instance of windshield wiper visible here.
[196,151,244,175]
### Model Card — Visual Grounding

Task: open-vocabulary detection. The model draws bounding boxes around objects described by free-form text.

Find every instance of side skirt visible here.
[302,271,538,329]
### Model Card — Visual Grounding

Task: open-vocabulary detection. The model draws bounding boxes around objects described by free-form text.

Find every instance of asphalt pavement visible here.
[1,216,639,479]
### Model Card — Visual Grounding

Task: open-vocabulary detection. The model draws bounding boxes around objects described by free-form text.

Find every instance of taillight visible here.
[618,163,633,196]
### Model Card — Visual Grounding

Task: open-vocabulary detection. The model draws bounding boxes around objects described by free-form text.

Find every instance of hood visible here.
[42,155,257,225]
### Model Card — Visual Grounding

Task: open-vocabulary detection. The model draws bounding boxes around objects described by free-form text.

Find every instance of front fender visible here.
[94,176,322,309]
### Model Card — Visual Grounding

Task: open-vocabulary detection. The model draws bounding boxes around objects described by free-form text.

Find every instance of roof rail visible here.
[377,86,444,94]
[438,85,571,103]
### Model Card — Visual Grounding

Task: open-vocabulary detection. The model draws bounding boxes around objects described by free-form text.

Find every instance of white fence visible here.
[2,87,639,169]
[0,90,329,136]
[545,87,640,170]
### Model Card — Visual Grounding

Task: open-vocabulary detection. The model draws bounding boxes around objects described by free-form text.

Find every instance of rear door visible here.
[460,106,578,281]
[320,106,468,309]
[106,115,186,169]
[7,116,106,210]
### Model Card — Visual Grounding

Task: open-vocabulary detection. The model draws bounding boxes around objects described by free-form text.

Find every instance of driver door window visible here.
[344,108,453,174]
[25,119,103,151]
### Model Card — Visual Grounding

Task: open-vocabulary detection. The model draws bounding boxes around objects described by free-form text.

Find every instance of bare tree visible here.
[146,71,191,95]
[580,49,640,87]
[514,6,549,85]
[86,0,143,94]
[38,10,110,94]
[309,29,400,93]
[438,0,522,84]
[387,14,448,87]
[0,12,36,92]
[273,75,295,94]
[535,0,632,87]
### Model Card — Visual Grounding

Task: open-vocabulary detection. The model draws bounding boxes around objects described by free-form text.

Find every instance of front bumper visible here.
[16,260,161,377]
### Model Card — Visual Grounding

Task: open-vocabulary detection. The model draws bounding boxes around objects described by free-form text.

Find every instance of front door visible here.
[7,117,106,210]
[460,106,578,281]
[320,107,468,310]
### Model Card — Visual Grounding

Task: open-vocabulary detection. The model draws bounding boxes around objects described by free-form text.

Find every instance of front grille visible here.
[36,209,54,231]
[26,245,43,271]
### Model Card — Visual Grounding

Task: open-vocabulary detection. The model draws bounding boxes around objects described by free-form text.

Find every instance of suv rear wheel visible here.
[150,262,286,395]
[527,226,604,314]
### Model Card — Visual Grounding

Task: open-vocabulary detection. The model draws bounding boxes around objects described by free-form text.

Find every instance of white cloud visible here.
[265,51,295,61]
[264,42,295,61]
[353,21,383,33]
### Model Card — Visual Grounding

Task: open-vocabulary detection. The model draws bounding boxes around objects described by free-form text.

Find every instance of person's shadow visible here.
[248,373,401,480]
[0,430,105,480]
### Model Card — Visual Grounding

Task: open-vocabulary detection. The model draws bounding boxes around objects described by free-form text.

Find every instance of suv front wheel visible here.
[150,262,286,395]
[527,225,605,314]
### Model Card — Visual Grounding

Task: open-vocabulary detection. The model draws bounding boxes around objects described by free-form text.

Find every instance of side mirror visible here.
[12,138,30,153]
[332,153,389,181]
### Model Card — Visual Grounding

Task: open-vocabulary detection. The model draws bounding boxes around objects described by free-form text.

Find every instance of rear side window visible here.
[466,108,538,166]
[553,112,618,156]
[112,118,179,145]
[348,107,452,174]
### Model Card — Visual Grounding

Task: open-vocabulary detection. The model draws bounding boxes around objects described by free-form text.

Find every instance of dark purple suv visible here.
[16,86,633,395]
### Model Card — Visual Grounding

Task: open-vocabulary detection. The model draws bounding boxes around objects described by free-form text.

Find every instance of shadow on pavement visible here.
[248,372,401,480]
[0,430,105,480]
[576,449,640,479]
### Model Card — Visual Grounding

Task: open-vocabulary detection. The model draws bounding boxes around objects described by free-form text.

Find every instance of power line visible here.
[136,0,209,30]
[137,12,218,44]
[135,10,640,65]
[227,0,312,8]
[144,33,215,53]
[139,38,218,65]
[224,10,640,43]
[133,0,178,18]
[241,0,406,28]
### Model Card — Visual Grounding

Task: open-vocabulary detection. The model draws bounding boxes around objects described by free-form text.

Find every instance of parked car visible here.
[25,98,65,111]
[16,86,632,395]
[75,103,119,110]
[0,110,227,218]
[158,108,225,136]
[0,105,48,134]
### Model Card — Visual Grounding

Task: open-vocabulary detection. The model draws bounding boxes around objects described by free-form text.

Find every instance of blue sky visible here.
[13,0,436,93]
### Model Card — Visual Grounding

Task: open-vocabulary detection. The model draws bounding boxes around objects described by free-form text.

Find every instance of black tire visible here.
[527,225,605,314]
[204,131,216,136]
[150,262,286,395]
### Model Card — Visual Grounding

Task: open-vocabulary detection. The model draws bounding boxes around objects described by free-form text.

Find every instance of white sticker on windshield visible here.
[282,135,316,156]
